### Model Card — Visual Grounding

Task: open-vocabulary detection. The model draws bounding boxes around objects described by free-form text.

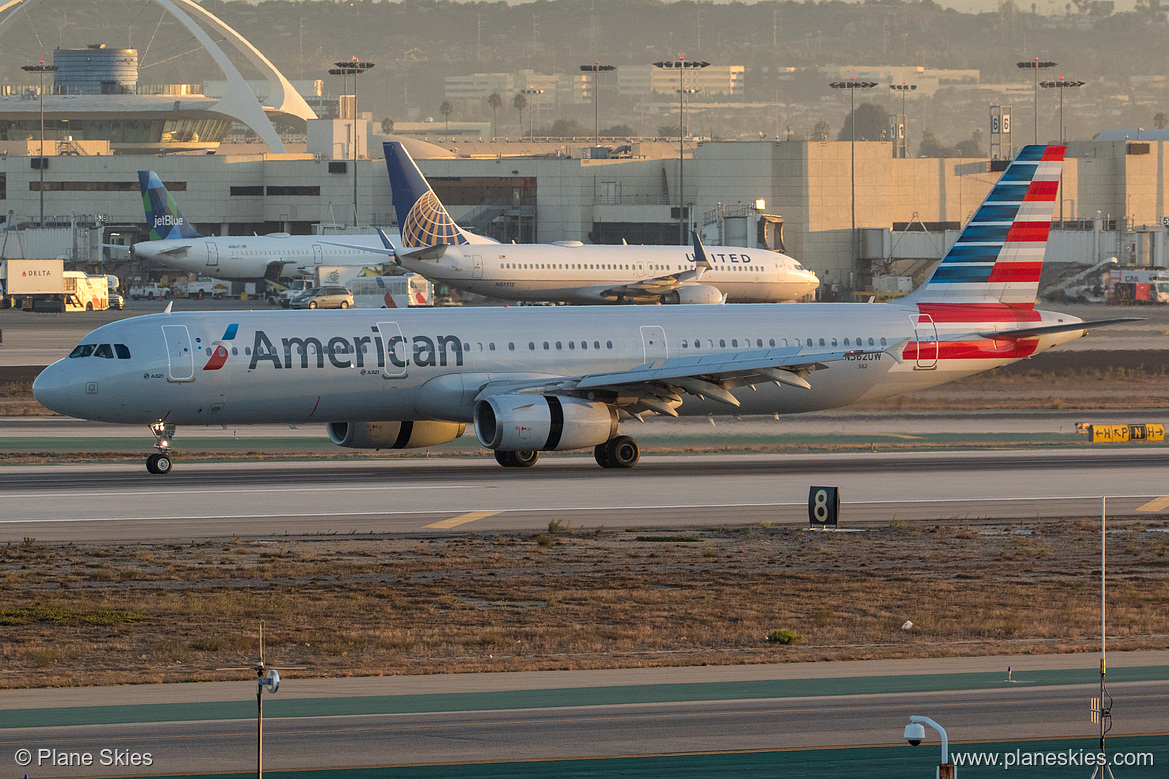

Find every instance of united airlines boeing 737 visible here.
[333,141,820,305]
[129,172,387,281]
[36,146,1128,473]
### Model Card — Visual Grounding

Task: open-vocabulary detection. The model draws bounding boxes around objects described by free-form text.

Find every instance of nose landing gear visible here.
[146,421,176,475]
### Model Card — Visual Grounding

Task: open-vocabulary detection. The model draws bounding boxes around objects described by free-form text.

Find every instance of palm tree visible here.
[513,92,528,136]
[487,92,503,137]
[439,101,453,130]
[380,117,394,134]
[1155,112,1168,130]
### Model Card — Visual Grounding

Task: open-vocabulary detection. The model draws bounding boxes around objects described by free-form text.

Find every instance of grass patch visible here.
[0,605,144,626]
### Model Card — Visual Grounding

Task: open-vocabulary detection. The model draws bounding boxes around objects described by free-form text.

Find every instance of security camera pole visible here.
[905,715,954,778]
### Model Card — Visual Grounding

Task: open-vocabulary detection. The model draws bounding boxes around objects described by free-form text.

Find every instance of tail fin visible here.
[138,171,202,240]
[906,145,1064,307]
[383,141,484,247]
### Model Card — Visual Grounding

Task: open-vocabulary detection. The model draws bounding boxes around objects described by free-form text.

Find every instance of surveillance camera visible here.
[904,722,926,746]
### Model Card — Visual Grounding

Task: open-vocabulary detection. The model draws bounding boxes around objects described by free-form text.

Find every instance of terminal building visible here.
[0,0,1167,301]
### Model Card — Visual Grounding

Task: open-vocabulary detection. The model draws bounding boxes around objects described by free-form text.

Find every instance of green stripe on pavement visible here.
[7,664,1167,729]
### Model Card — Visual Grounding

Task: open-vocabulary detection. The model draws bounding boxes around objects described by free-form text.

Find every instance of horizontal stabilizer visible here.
[978,317,1141,340]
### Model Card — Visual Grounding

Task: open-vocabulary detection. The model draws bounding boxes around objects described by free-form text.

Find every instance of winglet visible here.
[690,231,712,278]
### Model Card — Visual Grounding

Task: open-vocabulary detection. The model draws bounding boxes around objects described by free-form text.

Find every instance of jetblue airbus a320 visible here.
[35,146,1131,472]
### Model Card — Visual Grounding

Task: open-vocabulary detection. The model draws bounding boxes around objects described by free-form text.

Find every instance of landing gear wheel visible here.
[598,435,639,469]
[594,443,611,468]
[146,452,172,475]
[494,450,540,468]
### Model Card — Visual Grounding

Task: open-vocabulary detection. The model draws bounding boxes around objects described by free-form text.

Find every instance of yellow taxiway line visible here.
[425,510,503,529]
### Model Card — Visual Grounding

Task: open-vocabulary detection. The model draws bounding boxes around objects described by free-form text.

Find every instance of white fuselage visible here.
[33,303,1083,428]
[131,234,388,280]
[398,243,819,303]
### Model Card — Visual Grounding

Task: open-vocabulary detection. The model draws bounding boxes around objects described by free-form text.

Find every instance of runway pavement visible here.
[1,652,1165,776]
[2,449,1169,543]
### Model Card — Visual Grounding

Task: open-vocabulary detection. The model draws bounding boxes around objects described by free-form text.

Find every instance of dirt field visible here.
[2,518,1166,689]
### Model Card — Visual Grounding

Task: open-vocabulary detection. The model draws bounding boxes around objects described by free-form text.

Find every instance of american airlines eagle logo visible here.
[202,324,239,370]
[401,191,468,247]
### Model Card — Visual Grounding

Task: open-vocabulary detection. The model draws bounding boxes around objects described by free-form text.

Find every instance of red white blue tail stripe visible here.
[909,145,1064,307]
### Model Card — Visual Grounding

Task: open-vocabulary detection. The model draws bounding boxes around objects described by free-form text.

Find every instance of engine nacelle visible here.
[474,394,617,452]
[326,420,465,450]
[660,284,723,305]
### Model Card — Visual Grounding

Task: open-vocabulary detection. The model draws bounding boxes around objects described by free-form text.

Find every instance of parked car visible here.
[108,292,124,310]
[289,286,353,310]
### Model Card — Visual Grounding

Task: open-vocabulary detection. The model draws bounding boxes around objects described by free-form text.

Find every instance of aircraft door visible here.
[912,314,938,370]
[161,324,195,382]
[205,242,218,267]
[377,321,408,378]
[635,262,645,278]
[472,254,484,279]
[312,244,324,266]
[640,325,668,366]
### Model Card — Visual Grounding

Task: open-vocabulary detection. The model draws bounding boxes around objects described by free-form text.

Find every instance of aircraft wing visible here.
[599,231,713,301]
[137,243,193,256]
[475,340,906,417]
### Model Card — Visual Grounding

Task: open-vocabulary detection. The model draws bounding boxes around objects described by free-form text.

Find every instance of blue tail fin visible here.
[383,141,480,247]
[138,171,202,240]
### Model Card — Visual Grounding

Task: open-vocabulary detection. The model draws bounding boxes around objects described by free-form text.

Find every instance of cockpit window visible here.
[115,344,131,359]
[69,344,96,358]
[93,344,114,359]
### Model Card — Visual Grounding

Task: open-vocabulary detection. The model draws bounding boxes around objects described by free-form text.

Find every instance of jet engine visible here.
[326,420,465,449]
[660,284,723,305]
[474,394,618,452]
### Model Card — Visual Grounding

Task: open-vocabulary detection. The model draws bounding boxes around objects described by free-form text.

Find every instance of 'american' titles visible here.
[248,327,464,370]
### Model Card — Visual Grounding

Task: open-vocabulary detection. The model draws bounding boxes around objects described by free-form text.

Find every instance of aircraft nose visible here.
[33,361,81,416]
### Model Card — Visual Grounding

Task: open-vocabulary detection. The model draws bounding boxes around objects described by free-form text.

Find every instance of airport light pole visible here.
[579,62,616,147]
[22,60,58,227]
[521,87,544,139]
[1017,58,1056,144]
[654,56,709,244]
[329,58,374,227]
[1040,77,1085,145]
[829,78,877,286]
[889,81,917,159]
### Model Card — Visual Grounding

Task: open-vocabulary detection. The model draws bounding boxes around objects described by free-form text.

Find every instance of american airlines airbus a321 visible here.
[35,146,1130,473]
[332,141,820,305]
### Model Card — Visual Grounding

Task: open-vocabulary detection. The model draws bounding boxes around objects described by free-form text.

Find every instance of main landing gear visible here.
[146,421,176,475]
[594,435,640,469]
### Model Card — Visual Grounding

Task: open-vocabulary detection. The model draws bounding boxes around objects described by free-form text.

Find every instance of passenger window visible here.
[488,343,496,351]
[819,338,825,346]
[880,337,888,346]
[529,342,535,350]
[594,341,600,349]
[94,344,114,359]
[844,338,850,346]
[606,340,613,349]
[757,339,763,348]
[69,344,96,358]
[556,341,562,350]
[732,339,738,347]
[831,338,838,346]
[115,344,131,359]
[568,341,575,350]
[719,339,726,348]
[581,341,587,350]
[868,338,875,346]
[509,342,516,351]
